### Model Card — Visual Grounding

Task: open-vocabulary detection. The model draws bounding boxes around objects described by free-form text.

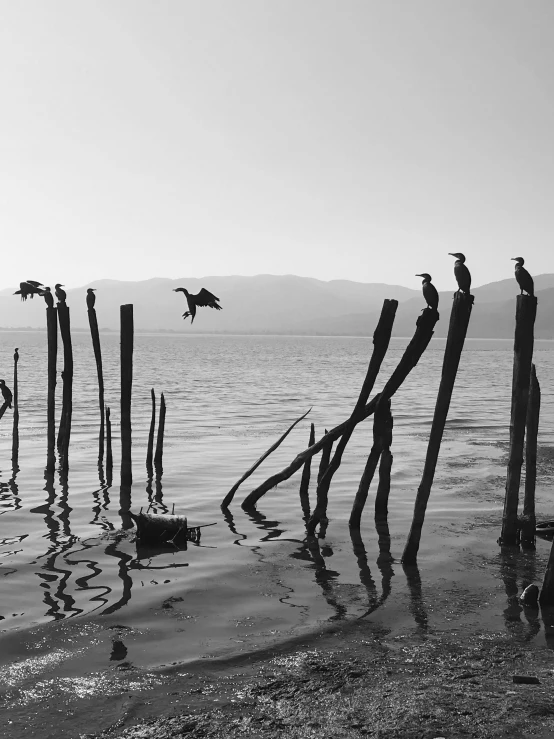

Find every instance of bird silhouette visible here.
[55,284,67,303]
[39,287,54,309]
[448,253,471,294]
[173,287,222,324]
[511,257,534,296]
[14,280,44,301]
[0,380,13,409]
[416,273,439,311]
[86,288,96,310]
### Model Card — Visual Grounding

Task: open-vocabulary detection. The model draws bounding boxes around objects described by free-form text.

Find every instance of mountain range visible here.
[1,273,553,339]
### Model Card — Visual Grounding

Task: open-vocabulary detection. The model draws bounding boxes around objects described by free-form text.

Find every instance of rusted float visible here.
[129,510,215,546]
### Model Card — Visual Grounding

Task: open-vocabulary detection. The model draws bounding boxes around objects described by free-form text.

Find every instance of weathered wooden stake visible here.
[154,392,166,473]
[374,403,394,520]
[307,301,397,535]
[105,405,113,484]
[501,294,538,546]
[403,291,474,563]
[57,302,73,470]
[146,388,156,471]
[88,301,105,463]
[298,422,315,518]
[521,364,540,549]
[46,306,57,472]
[243,307,439,510]
[120,304,134,486]
[12,348,19,466]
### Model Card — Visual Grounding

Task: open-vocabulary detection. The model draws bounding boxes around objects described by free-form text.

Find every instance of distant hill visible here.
[1,274,553,338]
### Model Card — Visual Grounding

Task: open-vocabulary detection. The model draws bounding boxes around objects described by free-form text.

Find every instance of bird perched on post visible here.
[86,288,96,310]
[14,281,44,301]
[0,380,13,409]
[55,284,67,304]
[173,287,222,324]
[416,273,439,311]
[448,253,471,294]
[14,348,19,363]
[511,257,534,296]
[39,287,55,309]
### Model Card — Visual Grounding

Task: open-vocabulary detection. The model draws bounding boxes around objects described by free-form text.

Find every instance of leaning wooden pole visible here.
[154,392,166,473]
[298,422,315,518]
[57,302,74,471]
[243,307,439,510]
[146,388,156,472]
[307,300,398,534]
[402,292,474,563]
[120,305,134,486]
[87,301,105,464]
[500,294,538,546]
[12,348,19,466]
[521,364,540,549]
[374,402,394,521]
[46,306,58,472]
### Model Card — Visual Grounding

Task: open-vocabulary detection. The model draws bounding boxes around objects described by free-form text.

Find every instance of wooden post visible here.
[350,398,392,529]
[501,294,538,546]
[105,405,113,485]
[120,305,133,486]
[317,430,332,483]
[46,306,57,473]
[12,348,19,466]
[521,364,540,549]
[57,302,73,471]
[374,403,393,520]
[299,423,315,518]
[146,388,156,472]
[243,307,439,510]
[154,392,166,473]
[403,292,474,563]
[307,300,397,535]
[88,301,105,463]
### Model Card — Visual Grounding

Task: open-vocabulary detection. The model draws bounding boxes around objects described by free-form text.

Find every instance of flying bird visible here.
[40,287,54,309]
[448,253,471,294]
[55,284,67,303]
[86,288,96,310]
[416,273,439,311]
[14,280,44,301]
[0,380,13,409]
[173,287,222,324]
[511,257,534,296]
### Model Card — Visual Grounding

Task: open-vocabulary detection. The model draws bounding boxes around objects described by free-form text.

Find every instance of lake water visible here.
[1,332,554,719]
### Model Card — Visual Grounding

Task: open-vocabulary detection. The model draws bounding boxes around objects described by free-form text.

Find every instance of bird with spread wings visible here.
[173,287,222,324]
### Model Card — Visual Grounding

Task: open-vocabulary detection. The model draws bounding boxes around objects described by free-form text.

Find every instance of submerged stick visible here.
[298,422,315,518]
[307,300,398,534]
[501,294,538,546]
[88,300,105,463]
[242,307,439,510]
[120,304,134,486]
[57,302,74,470]
[46,306,57,473]
[12,348,19,466]
[154,392,166,473]
[146,388,156,471]
[403,291,474,563]
[221,407,311,509]
[521,364,540,549]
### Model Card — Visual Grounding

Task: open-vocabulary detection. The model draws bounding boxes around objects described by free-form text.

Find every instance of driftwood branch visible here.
[222,407,311,508]
[242,307,439,510]
[299,422,315,518]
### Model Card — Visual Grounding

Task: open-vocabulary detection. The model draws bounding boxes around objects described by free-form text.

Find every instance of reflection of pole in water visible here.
[306,535,347,621]
[119,484,133,530]
[403,563,428,632]
[102,533,133,615]
[350,528,378,615]
[222,507,248,546]
[499,549,541,642]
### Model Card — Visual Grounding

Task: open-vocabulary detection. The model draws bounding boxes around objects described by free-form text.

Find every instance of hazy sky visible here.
[1,1,553,291]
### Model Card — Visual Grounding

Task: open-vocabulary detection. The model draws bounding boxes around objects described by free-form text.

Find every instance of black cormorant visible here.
[173,287,222,324]
[86,288,96,310]
[40,287,54,309]
[13,280,44,301]
[14,348,19,362]
[55,284,67,303]
[416,273,439,311]
[0,380,12,409]
[511,257,534,296]
[448,253,471,294]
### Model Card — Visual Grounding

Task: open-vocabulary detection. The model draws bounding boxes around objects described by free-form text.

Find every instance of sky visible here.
[1,0,553,291]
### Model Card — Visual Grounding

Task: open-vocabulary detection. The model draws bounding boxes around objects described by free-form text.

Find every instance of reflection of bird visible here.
[40,287,54,308]
[0,380,13,408]
[14,280,44,301]
[512,257,534,296]
[416,273,439,310]
[55,284,67,303]
[86,288,96,310]
[448,252,471,294]
[173,287,222,324]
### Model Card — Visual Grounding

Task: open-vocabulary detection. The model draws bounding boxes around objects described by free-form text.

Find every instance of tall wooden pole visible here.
[154,392,166,473]
[57,302,73,471]
[521,364,540,549]
[46,306,58,473]
[402,292,474,564]
[500,294,538,546]
[120,305,134,487]
[87,301,105,464]
[11,348,19,466]
[299,423,315,518]
[146,388,156,472]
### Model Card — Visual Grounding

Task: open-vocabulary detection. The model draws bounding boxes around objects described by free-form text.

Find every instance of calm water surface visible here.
[1,332,554,696]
